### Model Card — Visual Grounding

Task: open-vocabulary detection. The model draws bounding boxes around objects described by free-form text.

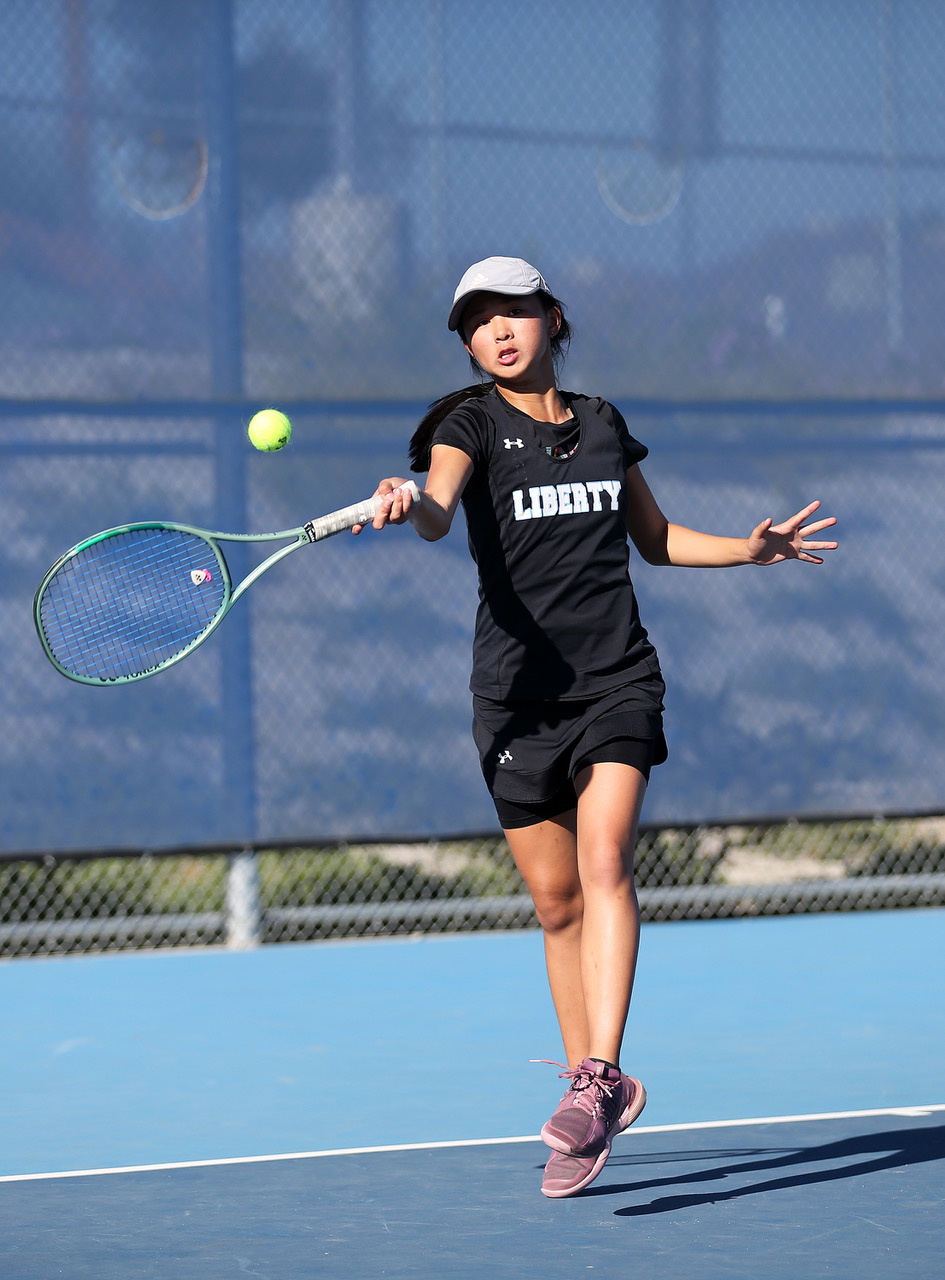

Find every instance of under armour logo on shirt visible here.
[504,438,524,449]
[497,750,513,764]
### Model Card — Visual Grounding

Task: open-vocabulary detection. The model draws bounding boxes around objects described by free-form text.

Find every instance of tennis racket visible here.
[34,482,421,686]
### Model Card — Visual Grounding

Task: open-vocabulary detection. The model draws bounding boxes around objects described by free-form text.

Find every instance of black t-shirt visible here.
[433,387,662,701]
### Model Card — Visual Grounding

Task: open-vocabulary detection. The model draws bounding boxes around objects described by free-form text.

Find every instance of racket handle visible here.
[306,481,422,541]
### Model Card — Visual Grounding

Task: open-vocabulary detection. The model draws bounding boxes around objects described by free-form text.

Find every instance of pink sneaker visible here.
[539,1058,646,1157]
[541,1145,611,1199]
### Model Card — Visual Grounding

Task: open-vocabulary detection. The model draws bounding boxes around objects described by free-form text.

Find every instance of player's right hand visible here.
[351,478,414,534]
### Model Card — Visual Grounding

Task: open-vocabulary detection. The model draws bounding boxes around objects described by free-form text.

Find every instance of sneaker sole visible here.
[541,1076,647,1157]
[540,1141,613,1199]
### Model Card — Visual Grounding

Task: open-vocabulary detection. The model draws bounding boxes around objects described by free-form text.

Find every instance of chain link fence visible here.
[3,812,944,958]
[5,0,945,401]
[3,2,945,953]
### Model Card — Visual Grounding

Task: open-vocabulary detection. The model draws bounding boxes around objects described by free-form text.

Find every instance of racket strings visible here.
[38,529,226,680]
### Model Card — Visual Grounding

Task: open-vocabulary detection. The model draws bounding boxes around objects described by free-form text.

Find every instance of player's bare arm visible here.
[625,466,838,568]
[359,444,473,542]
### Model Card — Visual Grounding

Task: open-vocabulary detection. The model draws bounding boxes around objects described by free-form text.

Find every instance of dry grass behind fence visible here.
[1,814,943,958]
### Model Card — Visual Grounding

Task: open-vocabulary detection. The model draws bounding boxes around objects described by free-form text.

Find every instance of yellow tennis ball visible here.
[247,408,292,452]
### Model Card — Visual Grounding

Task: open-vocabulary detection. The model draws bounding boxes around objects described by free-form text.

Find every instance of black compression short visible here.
[492,736,660,828]
[471,677,667,830]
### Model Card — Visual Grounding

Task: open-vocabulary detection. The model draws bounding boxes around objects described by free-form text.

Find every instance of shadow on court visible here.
[593,1122,945,1216]
[1,1114,942,1279]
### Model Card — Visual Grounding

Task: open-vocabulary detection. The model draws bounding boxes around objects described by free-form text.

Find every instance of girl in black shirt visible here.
[360,256,837,1198]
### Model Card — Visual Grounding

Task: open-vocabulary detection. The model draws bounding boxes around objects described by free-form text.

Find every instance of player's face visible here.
[461,293,559,384]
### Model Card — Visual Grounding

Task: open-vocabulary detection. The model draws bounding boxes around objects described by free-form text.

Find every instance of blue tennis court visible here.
[1,909,942,1276]
[2,1111,942,1279]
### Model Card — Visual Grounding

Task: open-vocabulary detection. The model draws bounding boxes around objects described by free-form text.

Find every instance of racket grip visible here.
[306,481,422,541]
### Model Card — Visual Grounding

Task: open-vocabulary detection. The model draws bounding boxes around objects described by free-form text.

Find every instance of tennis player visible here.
[361,257,838,1198]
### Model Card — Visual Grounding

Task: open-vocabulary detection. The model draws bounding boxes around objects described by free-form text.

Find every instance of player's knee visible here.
[531,884,583,934]
[579,840,636,895]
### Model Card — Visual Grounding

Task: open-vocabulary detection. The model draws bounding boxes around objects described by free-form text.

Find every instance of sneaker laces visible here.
[532,1059,623,1123]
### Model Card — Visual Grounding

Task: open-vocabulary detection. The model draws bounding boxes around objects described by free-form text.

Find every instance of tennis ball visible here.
[247,408,292,452]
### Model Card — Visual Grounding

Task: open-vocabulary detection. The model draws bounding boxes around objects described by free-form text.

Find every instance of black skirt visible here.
[472,672,667,809]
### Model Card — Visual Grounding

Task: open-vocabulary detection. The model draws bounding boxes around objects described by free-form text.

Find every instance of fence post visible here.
[226,848,261,949]
[204,0,258,855]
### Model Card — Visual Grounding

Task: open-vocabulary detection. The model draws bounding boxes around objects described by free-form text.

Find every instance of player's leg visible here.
[503,809,625,1197]
[501,763,648,1075]
[572,760,648,1067]
[539,761,648,1186]
[503,811,589,1066]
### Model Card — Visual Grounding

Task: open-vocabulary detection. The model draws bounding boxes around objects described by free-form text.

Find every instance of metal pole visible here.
[65,0,90,231]
[226,849,262,949]
[205,0,244,398]
[880,0,904,356]
[427,0,447,282]
[333,0,366,185]
[203,1,258,938]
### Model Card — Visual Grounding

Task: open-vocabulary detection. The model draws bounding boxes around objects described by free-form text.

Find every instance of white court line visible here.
[2,1104,942,1185]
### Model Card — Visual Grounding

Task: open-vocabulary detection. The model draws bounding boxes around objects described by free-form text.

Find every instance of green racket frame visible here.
[33,483,421,686]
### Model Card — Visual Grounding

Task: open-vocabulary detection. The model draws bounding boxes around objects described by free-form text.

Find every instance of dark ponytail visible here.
[408,289,572,474]
[408,381,494,472]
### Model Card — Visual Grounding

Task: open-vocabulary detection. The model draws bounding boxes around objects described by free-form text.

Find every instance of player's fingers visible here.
[387,485,416,525]
[799,516,837,537]
[371,492,396,530]
[777,500,823,534]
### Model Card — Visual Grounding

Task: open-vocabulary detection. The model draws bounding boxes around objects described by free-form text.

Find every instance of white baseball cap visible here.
[447,256,550,332]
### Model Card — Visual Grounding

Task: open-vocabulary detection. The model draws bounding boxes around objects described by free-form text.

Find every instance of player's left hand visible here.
[747,500,838,565]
